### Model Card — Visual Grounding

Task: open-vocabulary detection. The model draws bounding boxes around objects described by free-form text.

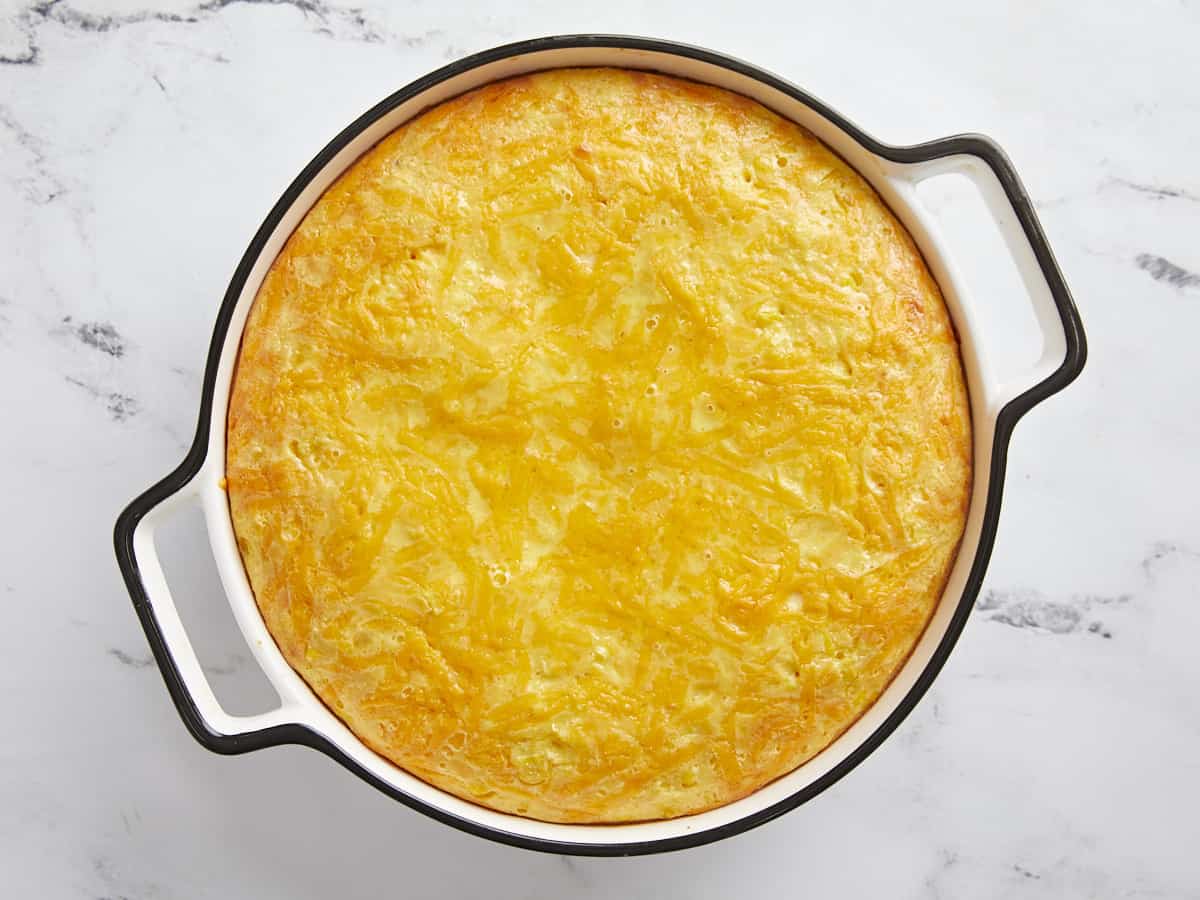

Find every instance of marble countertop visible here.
[2,1,1197,896]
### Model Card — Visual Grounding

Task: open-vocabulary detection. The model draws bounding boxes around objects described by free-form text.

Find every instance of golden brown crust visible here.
[227,69,972,823]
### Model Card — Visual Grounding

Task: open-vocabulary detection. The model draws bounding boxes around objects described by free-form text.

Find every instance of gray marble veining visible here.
[1,1,1198,897]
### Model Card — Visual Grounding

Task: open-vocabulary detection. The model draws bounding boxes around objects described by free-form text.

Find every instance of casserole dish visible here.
[114,35,1086,855]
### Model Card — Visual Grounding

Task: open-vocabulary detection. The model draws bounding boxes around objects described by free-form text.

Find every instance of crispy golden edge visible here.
[227,68,972,823]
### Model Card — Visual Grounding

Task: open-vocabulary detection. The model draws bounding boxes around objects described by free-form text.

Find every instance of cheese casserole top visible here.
[227,68,971,823]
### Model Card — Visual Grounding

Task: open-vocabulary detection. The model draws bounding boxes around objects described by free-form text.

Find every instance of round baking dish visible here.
[115,35,1086,856]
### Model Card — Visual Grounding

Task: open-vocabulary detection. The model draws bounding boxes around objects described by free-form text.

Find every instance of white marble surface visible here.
[2,0,1198,896]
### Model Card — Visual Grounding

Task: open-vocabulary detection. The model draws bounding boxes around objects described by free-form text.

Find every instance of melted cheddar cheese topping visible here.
[227,69,971,823]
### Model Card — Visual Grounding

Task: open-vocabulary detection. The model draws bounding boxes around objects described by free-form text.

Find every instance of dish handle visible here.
[895,134,1087,418]
[114,470,308,753]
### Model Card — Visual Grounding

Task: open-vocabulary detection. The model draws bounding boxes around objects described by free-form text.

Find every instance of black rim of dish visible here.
[114,34,1088,856]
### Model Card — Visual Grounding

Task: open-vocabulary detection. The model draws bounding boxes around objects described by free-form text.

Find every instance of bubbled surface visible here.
[226,68,971,823]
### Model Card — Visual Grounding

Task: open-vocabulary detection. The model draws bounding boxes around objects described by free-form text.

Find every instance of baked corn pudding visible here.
[227,68,971,823]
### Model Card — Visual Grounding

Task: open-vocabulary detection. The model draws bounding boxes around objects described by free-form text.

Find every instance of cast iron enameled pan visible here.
[115,35,1086,856]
